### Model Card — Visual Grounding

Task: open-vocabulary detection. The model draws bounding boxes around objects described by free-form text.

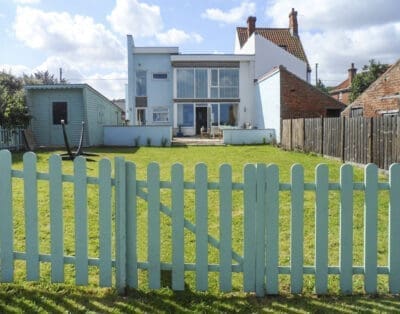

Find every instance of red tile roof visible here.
[237,27,310,71]
[331,77,351,93]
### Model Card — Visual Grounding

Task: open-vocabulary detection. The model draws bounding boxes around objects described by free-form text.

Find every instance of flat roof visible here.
[171,54,254,62]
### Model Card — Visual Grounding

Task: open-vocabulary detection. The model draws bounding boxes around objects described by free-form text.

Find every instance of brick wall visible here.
[342,60,400,117]
[279,67,345,119]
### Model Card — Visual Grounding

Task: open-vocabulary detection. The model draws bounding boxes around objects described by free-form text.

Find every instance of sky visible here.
[1,0,399,100]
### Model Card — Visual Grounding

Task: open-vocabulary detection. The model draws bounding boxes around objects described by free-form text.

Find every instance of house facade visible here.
[126,8,340,142]
[26,84,123,147]
[342,59,400,117]
[329,63,357,105]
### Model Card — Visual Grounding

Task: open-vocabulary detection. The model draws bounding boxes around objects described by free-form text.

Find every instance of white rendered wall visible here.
[255,70,282,142]
[254,34,307,80]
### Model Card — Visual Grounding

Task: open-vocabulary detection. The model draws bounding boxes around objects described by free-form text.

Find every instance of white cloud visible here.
[156,28,203,45]
[265,0,400,87]
[202,1,256,24]
[107,0,163,37]
[84,72,127,100]
[14,6,124,70]
[13,0,41,4]
[0,64,31,76]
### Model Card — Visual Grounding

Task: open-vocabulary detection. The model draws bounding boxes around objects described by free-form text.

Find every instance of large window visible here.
[53,102,67,124]
[176,68,239,99]
[152,106,169,123]
[219,104,237,126]
[181,104,194,127]
[136,70,147,96]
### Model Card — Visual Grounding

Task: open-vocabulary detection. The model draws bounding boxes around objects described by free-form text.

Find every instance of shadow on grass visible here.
[1,283,400,313]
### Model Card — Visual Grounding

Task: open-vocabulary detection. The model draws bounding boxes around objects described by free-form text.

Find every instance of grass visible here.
[2,145,398,313]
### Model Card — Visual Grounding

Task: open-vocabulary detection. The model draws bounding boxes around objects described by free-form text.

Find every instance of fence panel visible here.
[2,150,400,296]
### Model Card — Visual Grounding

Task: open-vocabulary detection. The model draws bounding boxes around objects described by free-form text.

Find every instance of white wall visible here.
[104,126,172,146]
[254,34,307,80]
[223,128,276,144]
[238,59,255,127]
[255,70,282,142]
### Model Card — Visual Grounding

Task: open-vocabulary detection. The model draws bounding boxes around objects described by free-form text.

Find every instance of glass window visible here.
[136,108,146,125]
[219,104,237,126]
[53,102,67,124]
[211,69,218,86]
[182,104,194,127]
[177,69,194,98]
[195,69,208,98]
[219,69,239,98]
[211,104,218,126]
[152,106,169,123]
[136,70,147,96]
[153,73,168,80]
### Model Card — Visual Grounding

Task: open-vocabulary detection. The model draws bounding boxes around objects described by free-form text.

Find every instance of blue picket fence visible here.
[0,150,399,296]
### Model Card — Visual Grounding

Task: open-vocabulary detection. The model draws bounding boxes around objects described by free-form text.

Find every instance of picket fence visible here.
[0,150,400,296]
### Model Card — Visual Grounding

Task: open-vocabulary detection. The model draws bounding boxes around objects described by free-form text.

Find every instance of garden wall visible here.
[103,126,172,146]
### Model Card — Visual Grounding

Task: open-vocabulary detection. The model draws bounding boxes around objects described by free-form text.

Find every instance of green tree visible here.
[349,59,389,103]
[0,71,31,128]
[23,70,67,85]
[316,79,330,94]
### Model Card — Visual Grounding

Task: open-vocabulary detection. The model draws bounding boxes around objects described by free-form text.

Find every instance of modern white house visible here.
[123,9,341,144]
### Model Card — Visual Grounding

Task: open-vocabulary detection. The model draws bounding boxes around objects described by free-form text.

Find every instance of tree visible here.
[0,71,31,128]
[316,79,330,94]
[349,59,389,103]
[23,70,67,85]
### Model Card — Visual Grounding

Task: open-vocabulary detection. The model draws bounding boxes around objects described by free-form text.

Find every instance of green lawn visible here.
[2,145,398,313]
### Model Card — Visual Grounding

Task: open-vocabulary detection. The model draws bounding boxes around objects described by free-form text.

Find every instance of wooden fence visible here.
[0,128,24,151]
[1,150,400,296]
[281,116,400,169]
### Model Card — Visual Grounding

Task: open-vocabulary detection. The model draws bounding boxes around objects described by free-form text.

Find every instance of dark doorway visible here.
[196,107,207,135]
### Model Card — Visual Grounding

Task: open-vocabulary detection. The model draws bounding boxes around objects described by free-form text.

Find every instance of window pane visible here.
[220,87,239,98]
[219,69,239,87]
[153,107,169,122]
[195,69,208,98]
[53,102,67,124]
[219,104,237,126]
[211,87,218,98]
[211,104,218,126]
[153,73,168,79]
[177,69,194,98]
[136,71,147,96]
[211,69,218,86]
[182,104,194,126]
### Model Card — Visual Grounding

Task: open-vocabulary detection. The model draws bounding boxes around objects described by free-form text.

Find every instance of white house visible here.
[124,9,336,143]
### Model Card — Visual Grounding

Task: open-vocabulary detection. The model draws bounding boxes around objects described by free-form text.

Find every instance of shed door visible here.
[50,101,68,146]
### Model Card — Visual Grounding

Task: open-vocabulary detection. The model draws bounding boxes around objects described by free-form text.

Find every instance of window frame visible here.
[52,101,68,125]
[152,106,169,123]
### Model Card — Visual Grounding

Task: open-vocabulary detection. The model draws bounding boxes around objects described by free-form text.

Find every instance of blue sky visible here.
[1,0,400,99]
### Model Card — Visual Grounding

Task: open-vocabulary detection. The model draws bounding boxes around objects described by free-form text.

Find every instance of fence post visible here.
[289,119,293,151]
[115,157,127,294]
[320,117,324,155]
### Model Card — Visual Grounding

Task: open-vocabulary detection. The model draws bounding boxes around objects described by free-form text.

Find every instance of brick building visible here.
[329,63,357,105]
[255,66,346,141]
[342,59,400,117]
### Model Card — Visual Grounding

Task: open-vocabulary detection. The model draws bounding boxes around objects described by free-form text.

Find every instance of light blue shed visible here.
[25,84,123,147]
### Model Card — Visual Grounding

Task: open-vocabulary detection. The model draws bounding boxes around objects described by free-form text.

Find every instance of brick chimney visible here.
[348,63,357,83]
[289,8,298,37]
[247,16,256,38]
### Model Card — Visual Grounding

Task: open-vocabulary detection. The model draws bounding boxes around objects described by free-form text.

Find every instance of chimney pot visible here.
[289,8,298,37]
[247,16,256,38]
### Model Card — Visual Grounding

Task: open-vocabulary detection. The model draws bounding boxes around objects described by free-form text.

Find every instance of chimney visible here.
[348,63,357,83]
[289,8,298,37]
[247,16,256,38]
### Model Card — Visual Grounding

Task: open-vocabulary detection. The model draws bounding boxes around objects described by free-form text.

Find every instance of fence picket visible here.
[255,163,266,296]
[291,164,304,294]
[339,164,353,294]
[115,157,127,293]
[148,162,161,289]
[23,152,39,281]
[219,164,232,292]
[195,163,208,291]
[126,162,138,288]
[243,164,256,292]
[265,164,279,295]
[74,157,88,285]
[0,150,13,282]
[172,163,184,291]
[389,164,400,293]
[315,164,329,294]
[364,163,378,293]
[99,159,112,287]
[49,154,64,283]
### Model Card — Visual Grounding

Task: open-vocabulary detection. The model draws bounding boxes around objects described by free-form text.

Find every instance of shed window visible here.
[53,102,68,124]
[153,73,168,80]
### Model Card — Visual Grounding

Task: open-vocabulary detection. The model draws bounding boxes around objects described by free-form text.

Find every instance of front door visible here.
[196,107,208,135]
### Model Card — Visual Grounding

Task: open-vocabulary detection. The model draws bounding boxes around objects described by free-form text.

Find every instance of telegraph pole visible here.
[315,63,318,85]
